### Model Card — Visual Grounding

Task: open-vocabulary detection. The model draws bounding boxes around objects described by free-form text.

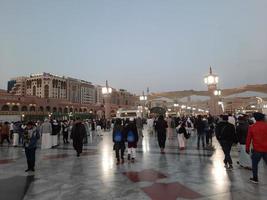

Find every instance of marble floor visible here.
[0,128,267,200]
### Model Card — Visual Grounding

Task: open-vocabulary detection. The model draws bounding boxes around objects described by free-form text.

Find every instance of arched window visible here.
[64,107,68,113]
[39,106,44,112]
[29,106,35,112]
[21,106,28,111]
[46,106,51,112]
[33,86,36,96]
[58,107,62,113]
[12,105,19,111]
[44,85,49,98]
[1,105,9,111]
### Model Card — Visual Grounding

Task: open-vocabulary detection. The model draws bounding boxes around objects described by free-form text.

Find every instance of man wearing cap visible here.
[246,112,267,184]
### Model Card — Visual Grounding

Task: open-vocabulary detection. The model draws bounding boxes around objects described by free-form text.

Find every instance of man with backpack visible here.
[215,115,237,170]
[112,119,126,165]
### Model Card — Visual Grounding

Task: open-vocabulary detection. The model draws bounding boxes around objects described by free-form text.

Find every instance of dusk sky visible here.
[0,0,267,94]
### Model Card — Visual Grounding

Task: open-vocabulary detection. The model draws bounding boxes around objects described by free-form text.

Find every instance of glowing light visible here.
[214,90,222,96]
[140,96,147,101]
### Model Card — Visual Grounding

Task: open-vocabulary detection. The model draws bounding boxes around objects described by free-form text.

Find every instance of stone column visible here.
[104,95,111,119]
[208,85,222,116]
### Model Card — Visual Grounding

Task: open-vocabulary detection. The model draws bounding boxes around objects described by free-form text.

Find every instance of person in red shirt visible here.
[246,112,267,184]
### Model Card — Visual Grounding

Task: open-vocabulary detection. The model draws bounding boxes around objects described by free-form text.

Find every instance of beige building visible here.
[7,73,138,115]
[67,77,81,103]
[26,73,67,99]
[95,85,104,105]
[9,77,27,96]
[80,81,95,104]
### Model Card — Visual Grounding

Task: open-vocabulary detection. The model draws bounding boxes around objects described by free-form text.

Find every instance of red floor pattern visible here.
[142,182,203,200]
[123,169,167,182]
[0,159,15,164]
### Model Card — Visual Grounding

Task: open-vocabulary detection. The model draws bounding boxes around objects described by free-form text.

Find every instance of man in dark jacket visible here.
[125,118,139,162]
[155,115,168,154]
[24,121,40,172]
[216,115,237,170]
[71,118,86,157]
[196,115,206,149]
[112,118,126,164]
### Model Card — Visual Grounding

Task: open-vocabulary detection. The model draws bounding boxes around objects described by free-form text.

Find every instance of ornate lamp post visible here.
[139,91,147,118]
[102,80,112,119]
[204,67,222,115]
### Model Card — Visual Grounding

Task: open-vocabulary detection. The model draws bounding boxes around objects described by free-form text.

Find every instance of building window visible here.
[44,85,49,98]
[33,86,36,96]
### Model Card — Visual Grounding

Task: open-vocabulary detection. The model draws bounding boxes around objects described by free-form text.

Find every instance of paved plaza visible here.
[0,128,267,200]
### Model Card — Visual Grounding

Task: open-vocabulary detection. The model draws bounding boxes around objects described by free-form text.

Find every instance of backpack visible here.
[127,130,135,142]
[114,131,122,142]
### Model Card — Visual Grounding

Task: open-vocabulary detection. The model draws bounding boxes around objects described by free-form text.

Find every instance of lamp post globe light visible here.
[139,91,147,101]
[204,67,222,116]
[102,80,112,120]
[214,89,222,96]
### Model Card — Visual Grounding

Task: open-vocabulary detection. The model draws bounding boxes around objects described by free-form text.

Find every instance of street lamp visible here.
[139,91,147,118]
[102,80,112,95]
[21,113,25,121]
[204,67,221,116]
[214,89,222,96]
[204,67,219,86]
[102,80,112,120]
[139,91,147,101]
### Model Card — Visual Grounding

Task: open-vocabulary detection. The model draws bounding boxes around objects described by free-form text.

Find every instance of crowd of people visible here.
[0,111,266,184]
[111,113,267,184]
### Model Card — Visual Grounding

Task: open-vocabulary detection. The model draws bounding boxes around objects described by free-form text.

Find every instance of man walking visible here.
[40,119,52,149]
[246,112,267,184]
[216,115,237,170]
[71,118,86,157]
